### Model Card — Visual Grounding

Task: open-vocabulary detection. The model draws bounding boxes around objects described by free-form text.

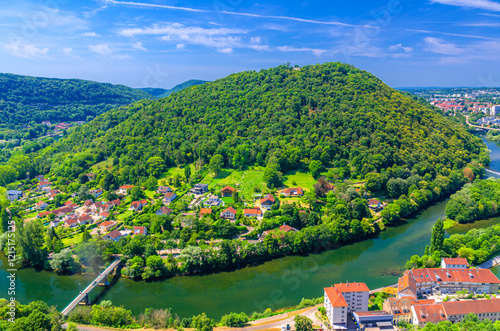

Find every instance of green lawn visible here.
[91,158,113,171]
[62,232,83,247]
[203,168,267,202]
[117,210,133,220]
[282,170,317,192]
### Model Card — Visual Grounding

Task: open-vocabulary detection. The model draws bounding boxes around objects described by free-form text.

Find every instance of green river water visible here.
[1,137,500,319]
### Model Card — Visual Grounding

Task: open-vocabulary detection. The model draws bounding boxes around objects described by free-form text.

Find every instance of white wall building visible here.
[324,282,370,329]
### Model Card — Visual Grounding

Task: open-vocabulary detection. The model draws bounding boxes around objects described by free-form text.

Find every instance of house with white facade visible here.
[324,282,370,329]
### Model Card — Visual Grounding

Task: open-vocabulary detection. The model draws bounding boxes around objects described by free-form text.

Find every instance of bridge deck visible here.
[61,259,121,316]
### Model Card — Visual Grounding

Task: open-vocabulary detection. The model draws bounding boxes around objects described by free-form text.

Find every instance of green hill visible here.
[157,79,208,98]
[32,62,484,181]
[0,73,155,125]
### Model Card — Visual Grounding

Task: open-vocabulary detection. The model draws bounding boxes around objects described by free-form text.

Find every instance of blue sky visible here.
[1,0,500,88]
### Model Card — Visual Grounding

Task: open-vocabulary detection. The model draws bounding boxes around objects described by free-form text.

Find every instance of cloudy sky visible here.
[1,0,500,88]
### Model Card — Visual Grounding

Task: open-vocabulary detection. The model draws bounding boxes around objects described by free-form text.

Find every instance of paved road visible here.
[465,115,500,131]
[228,305,323,331]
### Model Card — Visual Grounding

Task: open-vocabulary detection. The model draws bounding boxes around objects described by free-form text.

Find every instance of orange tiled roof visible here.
[442,258,469,266]
[334,282,370,293]
[413,304,447,323]
[409,268,500,284]
[324,287,348,307]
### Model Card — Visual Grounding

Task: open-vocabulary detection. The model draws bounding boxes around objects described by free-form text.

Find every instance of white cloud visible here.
[431,0,500,12]
[121,23,270,53]
[3,43,49,58]
[119,23,247,38]
[81,31,100,37]
[132,41,146,51]
[176,44,185,49]
[218,48,233,54]
[89,44,113,56]
[424,37,463,55]
[104,0,368,27]
[389,43,413,53]
[62,47,73,56]
[276,46,327,56]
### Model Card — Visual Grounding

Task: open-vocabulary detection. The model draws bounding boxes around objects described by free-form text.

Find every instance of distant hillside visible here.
[0,73,155,125]
[33,62,484,182]
[138,80,208,99]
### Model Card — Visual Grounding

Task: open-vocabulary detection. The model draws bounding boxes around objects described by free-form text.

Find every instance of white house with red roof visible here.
[220,207,237,220]
[221,186,235,197]
[104,229,123,241]
[133,226,148,236]
[156,206,173,216]
[281,187,304,197]
[243,208,262,218]
[163,192,177,204]
[130,199,148,212]
[260,194,275,210]
[324,282,370,329]
[441,257,469,269]
[117,185,134,195]
[36,201,48,210]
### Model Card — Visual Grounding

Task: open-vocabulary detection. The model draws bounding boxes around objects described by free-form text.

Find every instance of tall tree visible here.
[430,218,445,253]
[209,154,223,176]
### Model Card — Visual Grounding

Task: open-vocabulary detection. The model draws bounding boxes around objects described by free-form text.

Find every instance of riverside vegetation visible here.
[0,62,491,280]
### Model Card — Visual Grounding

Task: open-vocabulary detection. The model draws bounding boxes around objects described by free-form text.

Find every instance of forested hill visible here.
[35,62,485,180]
[138,79,208,98]
[0,73,154,125]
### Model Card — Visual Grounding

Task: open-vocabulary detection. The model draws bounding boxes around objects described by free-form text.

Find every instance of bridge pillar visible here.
[98,278,110,286]
[79,293,89,305]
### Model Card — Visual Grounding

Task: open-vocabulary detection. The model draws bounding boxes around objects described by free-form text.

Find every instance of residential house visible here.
[35,175,45,181]
[104,229,122,241]
[163,192,177,204]
[260,194,275,210]
[84,199,94,208]
[6,190,22,201]
[99,220,118,232]
[281,187,304,197]
[130,199,148,212]
[49,220,62,228]
[156,206,173,216]
[78,215,93,225]
[441,257,469,269]
[261,224,297,240]
[36,201,49,210]
[397,265,500,296]
[243,208,262,218]
[191,183,208,195]
[133,226,148,236]
[99,212,110,220]
[117,185,134,195]
[157,186,172,194]
[37,211,51,219]
[90,188,103,198]
[368,198,382,210]
[206,195,222,206]
[221,186,235,197]
[324,283,370,329]
[220,207,237,220]
[47,189,61,200]
[383,298,435,325]
[199,208,212,217]
[64,218,79,228]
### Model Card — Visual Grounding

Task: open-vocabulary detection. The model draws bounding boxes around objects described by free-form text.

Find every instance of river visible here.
[1,137,500,319]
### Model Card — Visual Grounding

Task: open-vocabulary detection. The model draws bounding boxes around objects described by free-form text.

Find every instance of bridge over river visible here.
[61,259,122,316]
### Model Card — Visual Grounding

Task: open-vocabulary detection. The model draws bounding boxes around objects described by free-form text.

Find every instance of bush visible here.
[220,312,249,327]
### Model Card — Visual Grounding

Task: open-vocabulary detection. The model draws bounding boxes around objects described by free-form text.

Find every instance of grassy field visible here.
[91,158,113,171]
[281,170,317,192]
[117,210,133,220]
[62,232,83,247]
[203,168,268,201]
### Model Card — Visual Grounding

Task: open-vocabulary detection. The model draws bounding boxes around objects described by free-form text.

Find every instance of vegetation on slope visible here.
[0,73,153,125]
[33,62,486,182]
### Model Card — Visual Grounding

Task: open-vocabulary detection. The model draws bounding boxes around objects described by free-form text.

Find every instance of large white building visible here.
[324,282,370,329]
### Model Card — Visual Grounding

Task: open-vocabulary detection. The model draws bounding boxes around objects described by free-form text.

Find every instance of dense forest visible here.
[445,179,500,223]
[28,62,486,182]
[0,73,154,125]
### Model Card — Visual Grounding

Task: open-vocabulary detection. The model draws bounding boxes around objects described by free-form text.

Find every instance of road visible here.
[465,115,500,132]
